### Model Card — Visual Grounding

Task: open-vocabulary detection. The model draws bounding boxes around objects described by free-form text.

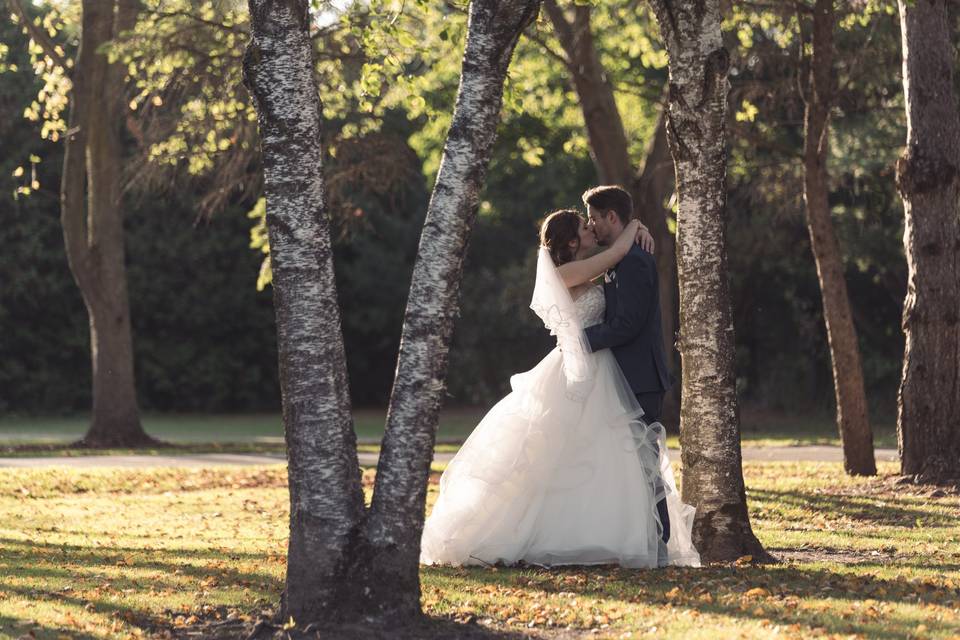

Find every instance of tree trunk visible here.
[243,0,365,625]
[51,0,152,447]
[647,0,770,563]
[357,0,540,621]
[801,0,875,476]
[245,0,539,627]
[895,0,960,483]
[543,0,681,423]
[542,0,631,186]
[635,113,682,424]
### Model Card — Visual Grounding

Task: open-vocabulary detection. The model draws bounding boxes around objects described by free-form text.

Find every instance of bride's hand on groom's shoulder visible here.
[634,222,655,254]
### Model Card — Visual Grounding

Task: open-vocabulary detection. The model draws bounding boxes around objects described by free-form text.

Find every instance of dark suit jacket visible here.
[584,244,671,394]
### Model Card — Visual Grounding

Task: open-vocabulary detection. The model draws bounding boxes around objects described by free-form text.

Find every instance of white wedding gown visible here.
[420,259,701,569]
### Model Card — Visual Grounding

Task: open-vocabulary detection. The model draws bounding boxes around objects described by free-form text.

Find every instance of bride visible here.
[420,209,700,569]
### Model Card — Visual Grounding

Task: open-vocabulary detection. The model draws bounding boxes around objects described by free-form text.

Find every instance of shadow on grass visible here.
[0,612,102,640]
[0,441,288,458]
[0,536,278,585]
[1,535,284,638]
[425,561,960,639]
[749,487,957,527]
[0,535,529,640]
[4,532,958,638]
[245,617,539,640]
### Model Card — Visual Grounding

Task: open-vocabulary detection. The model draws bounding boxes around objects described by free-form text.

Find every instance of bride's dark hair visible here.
[539,209,583,266]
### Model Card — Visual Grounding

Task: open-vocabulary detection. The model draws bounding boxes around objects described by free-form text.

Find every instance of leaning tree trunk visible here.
[542,0,631,186]
[31,0,153,447]
[647,0,770,562]
[543,0,681,422]
[802,0,875,475]
[895,0,960,483]
[357,0,541,621]
[243,0,365,625]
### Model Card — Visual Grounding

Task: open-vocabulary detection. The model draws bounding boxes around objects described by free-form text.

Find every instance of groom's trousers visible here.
[635,391,671,547]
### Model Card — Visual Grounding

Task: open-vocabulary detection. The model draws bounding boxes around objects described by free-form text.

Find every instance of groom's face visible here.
[587,205,619,246]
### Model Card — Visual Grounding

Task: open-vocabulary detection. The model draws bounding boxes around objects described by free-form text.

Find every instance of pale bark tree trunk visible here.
[636,113,682,422]
[802,0,876,476]
[542,0,681,422]
[361,0,541,620]
[245,0,539,627]
[10,0,153,447]
[243,0,365,625]
[647,0,770,562]
[896,0,960,483]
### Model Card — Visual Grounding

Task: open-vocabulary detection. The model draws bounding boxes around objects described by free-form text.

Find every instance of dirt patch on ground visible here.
[770,546,899,565]
[142,606,593,639]
[832,474,960,499]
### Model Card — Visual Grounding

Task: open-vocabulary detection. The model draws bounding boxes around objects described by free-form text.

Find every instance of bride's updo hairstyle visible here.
[539,209,583,266]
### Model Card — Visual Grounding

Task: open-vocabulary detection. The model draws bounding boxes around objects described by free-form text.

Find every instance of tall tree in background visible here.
[647,0,770,562]
[244,0,539,625]
[800,0,875,475]
[541,0,680,420]
[895,0,960,483]
[8,0,154,447]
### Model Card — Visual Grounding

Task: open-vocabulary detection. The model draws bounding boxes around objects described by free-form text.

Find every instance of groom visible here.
[582,185,673,552]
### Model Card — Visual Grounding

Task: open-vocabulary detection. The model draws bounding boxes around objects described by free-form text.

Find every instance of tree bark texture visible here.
[647,0,770,563]
[243,0,365,625]
[49,0,151,447]
[802,0,876,476]
[635,113,682,423]
[896,0,960,483]
[245,0,539,626]
[360,0,541,620]
[543,0,681,422]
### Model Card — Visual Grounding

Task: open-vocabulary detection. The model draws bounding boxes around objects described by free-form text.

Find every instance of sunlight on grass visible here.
[0,461,956,639]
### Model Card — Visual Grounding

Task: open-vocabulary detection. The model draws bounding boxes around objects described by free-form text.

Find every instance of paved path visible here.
[0,446,898,469]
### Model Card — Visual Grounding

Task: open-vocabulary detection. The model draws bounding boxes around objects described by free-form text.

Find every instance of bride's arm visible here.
[556,220,645,288]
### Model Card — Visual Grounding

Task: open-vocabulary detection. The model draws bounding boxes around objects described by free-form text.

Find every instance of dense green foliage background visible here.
[0,2,909,418]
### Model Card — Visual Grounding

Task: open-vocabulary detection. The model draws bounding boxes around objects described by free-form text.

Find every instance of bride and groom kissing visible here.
[420,185,700,569]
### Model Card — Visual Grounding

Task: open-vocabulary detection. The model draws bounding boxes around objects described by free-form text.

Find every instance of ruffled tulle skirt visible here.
[420,347,700,568]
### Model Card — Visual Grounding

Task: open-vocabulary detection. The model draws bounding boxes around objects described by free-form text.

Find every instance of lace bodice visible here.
[574,285,605,326]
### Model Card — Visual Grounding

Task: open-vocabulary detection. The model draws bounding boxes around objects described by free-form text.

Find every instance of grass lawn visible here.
[0,407,897,456]
[0,409,480,457]
[0,460,956,639]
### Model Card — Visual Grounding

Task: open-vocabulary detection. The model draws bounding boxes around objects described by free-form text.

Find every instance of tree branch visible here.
[530,0,573,70]
[835,8,881,99]
[6,0,69,69]
[144,8,246,34]
[523,28,571,70]
[794,0,810,106]
[542,0,574,49]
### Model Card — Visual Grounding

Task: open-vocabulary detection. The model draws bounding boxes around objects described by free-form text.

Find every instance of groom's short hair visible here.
[582,185,633,225]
